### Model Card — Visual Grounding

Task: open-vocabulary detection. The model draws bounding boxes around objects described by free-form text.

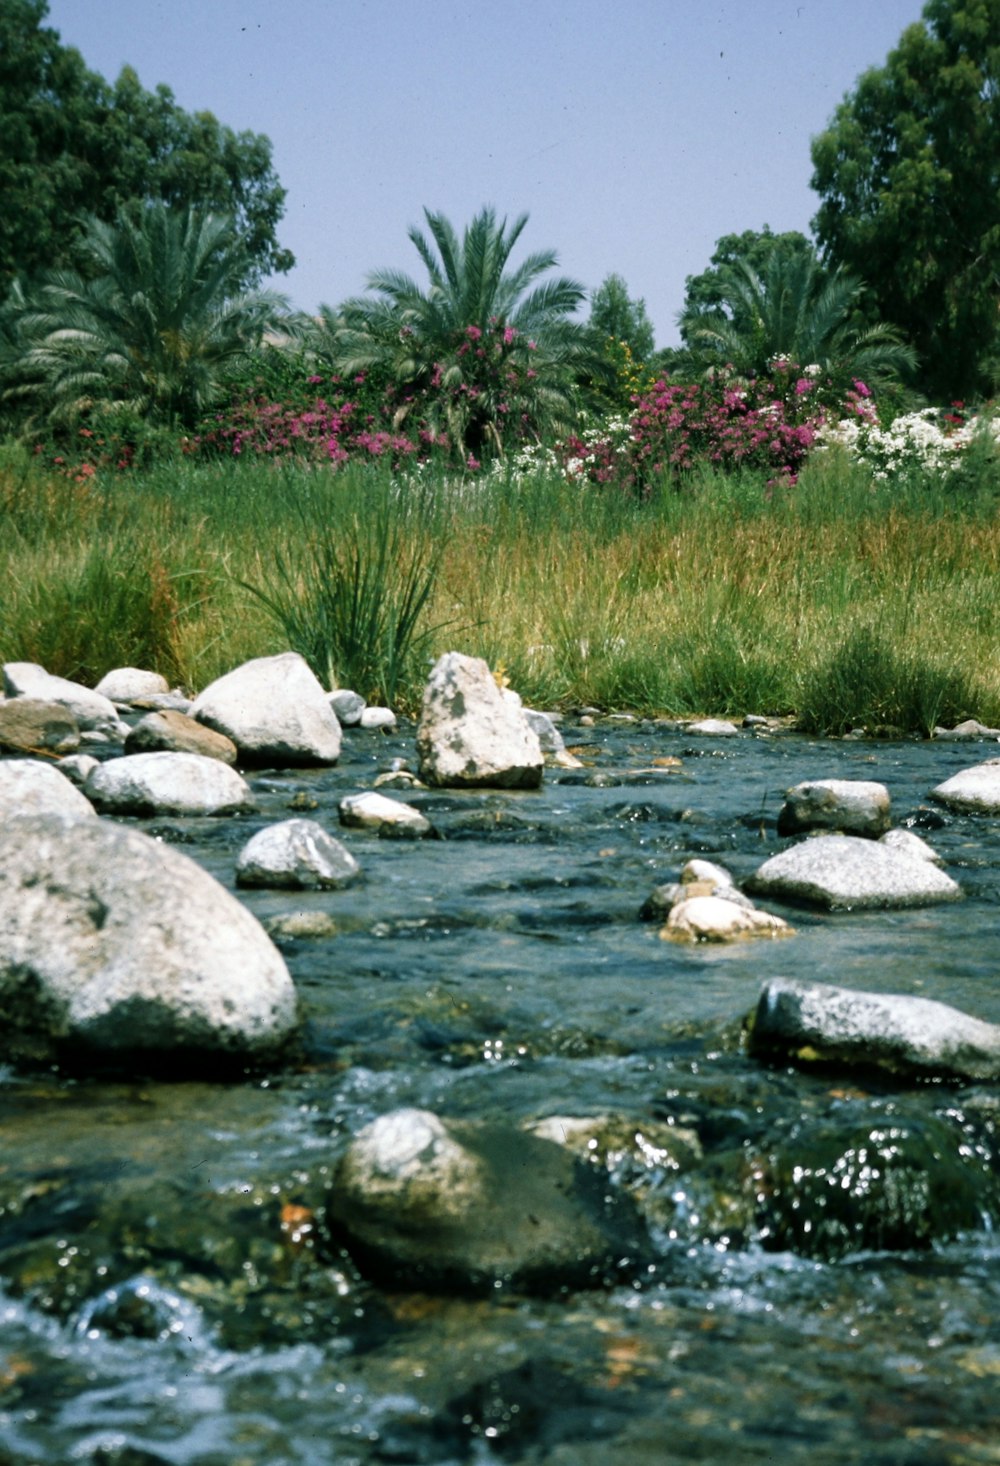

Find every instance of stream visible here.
[1,717,998,1465]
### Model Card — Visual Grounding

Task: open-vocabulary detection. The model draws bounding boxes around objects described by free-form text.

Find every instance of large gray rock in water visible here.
[85,751,253,816]
[930,758,1000,814]
[0,814,298,1066]
[0,698,79,755]
[778,779,891,838]
[327,1107,647,1294]
[746,834,961,910]
[749,976,1000,1082]
[190,652,342,764]
[0,758,96,819]
[416,652,543,789]
[235,818,361,889]
[2,662,125,737]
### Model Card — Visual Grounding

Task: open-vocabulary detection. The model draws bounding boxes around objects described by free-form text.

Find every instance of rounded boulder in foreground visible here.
[0,815,298,1068]
[85,751,252,816]
[190,652,342,764]
[0,758,97,819]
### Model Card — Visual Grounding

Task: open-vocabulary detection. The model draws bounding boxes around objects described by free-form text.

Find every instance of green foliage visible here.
[810,0,1000,400]
[0,0,291,293]
[586,273,656,363]
[678,250,916,391]
[240,478,445,706]
[680,227,817,345]
[4,205,287,430]
[316,206,598,462]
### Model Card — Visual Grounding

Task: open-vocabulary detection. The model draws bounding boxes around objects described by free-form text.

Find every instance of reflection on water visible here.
[2,721,999,1463]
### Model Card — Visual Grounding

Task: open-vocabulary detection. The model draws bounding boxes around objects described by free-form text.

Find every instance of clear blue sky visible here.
[45,0,926,346]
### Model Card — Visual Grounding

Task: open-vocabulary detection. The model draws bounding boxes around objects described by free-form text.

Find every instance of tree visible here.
[0,0,292,293]
[5,204,288,429]
[319,206,596,460]
[678,250,916,390]
[586,274,656,362]
[679,228,818,350]
[810,0,1000,400]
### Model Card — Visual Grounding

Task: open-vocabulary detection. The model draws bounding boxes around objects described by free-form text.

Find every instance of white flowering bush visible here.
[816,405,1000,483]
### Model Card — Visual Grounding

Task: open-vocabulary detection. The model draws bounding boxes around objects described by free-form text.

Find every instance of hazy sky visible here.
[44,0,926,346]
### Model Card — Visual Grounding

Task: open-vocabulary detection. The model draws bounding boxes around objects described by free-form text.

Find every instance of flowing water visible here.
[1,719,999,1465]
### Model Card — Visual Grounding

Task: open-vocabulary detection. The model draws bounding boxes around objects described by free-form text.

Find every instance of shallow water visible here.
[2,720,999,1465]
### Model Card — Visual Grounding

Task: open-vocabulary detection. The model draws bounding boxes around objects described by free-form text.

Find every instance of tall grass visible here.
[2,441,999,733]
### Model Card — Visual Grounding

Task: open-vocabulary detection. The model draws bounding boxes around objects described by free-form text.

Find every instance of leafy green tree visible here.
[678,250,916,390]
[679,227,817,349]
[0,0,292,292]
[586,274,656,363]
[320,206,596,460]
[810,0,1000,400]
[5,204,287,429]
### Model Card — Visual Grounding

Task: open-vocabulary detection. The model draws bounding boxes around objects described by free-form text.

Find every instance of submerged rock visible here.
[85,751,252,816]
[0,814,298,1067]
[930,758,1000,814]
[746,834,961,910]
[0,757,96,819]
[328,1106,647,1293]
[190,652,342,764]
[416,651,544,789]
[748,976,1000,1081]
[778,779,891,838]
[236,818,361,889]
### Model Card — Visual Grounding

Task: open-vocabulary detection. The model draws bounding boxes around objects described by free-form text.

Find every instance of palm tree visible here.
[312,207,596,461]
[4,204,288,430]
[678,252,916,391]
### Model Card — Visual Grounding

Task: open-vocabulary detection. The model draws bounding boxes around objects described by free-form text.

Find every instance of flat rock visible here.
[0,814,298,1066]
[746,834,961,910]
[327,1107,647,1294]
[85,751,253,816]
[0,759,96,819]
[125,709,238,764]
[338,791,432,837]
[93,667,170,703]
[190,652,342,764]
[0,698,79,755]
[686,718,739,736]
[778,779,891,838]
[235,818,361,889]
[416,651,543,789]
[2,663,125,736]
[930,759,1000,814]
[932,719,1000,741]
[662,894,793,943]
[748,976,1000,1081]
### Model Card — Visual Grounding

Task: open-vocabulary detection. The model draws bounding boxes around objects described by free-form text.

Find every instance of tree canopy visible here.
[586,274,656,362]
[810,0,1000,400]
[0,0,292,293]
[679,228,818,349]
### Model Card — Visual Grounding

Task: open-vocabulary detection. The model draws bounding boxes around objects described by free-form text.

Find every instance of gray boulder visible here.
[328,689,365,726]
[85,751,252,816]
[359,706,397,731]
[235,818,360,889]
[190,652,342,764]
[416,651,543,789]
[778,779,891,838]
[0,814,298,1066]
[0,698,79,755]
[124,709,238,764]
[0,759,96,819]
[748,976,1000,1081]
[2,662,125,737]
[746,834,961,910]
[327,1107,647,1293]
[93,667,170,703]
[930,759,1000,814]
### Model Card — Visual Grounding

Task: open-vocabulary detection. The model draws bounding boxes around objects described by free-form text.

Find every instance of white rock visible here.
[338,791,432,836]
[930,759,1000,814]
[663,895,793,942]
[416,651,543,788]
[85,752,252,816]
[190,652,342,764]
[0,814,298,1064]
[359,706,397,731]
[329,689,365,726]
[56,754,100,788]
[93,667,170,703]
[779,779,891,837]
[932,719,1000,741]
[686,718,739,736]
[2,662,126,736]
[235,818,360,889]
[879,828,943,864]
[747,834,961,910]
[0,759,96,819]
[524,708,566,755]
[681,858,735,888]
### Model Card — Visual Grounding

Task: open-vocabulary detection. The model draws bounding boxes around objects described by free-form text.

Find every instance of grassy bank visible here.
[2,442,998,735]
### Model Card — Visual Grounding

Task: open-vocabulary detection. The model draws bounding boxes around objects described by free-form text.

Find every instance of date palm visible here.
[5,204,287,429]
[315,207,596,460]
[679,252,915,391]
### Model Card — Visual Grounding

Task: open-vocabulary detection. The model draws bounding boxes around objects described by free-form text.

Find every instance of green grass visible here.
[2,442,999,733]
